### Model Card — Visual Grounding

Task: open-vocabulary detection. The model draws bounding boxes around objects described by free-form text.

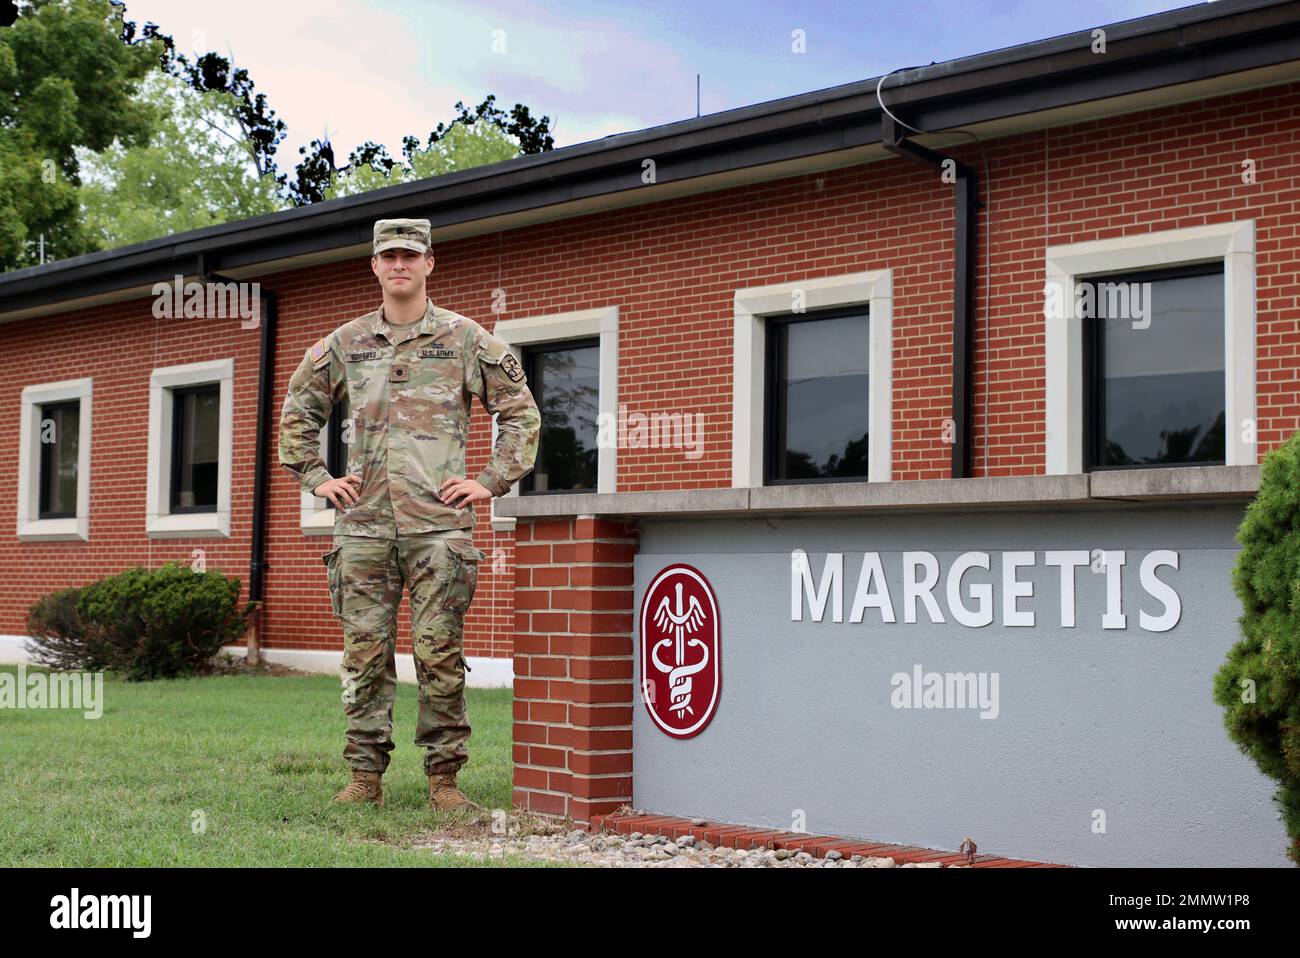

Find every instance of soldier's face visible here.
[372,248,434,297]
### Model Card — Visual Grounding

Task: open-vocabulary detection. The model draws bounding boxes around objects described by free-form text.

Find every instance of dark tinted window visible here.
[170,385,220,511]
[521,340,599,494]
[38,400,79,519]
[767,308,870,482]
[324,397,351,509]
[1084,266,1225,469]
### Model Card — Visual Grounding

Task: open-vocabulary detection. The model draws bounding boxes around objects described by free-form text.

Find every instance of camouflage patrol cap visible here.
[373,218,432,255]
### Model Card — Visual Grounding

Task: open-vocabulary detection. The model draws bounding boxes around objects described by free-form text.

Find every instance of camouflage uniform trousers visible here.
[322,531,486,776]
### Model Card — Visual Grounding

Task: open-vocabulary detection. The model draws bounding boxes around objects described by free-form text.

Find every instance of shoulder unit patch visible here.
[501,352,525,383]
[477,330,525,382]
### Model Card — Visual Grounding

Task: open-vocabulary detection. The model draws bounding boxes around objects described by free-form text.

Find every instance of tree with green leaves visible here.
[1213,430,1300,865]
[0,0,166,270]
[77,69,283,249]
[148,45,554,208]
[162,48,289,193]
[3,1,557,267]
[323,112,533,200]
[304,94,554,204]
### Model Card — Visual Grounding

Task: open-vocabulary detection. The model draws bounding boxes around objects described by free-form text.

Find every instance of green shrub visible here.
[1214,431,1300,865]
[26,563,247,681]
[25,587,103,671]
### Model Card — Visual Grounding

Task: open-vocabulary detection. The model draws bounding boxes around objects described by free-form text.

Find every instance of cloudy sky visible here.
[120,0,1199,161]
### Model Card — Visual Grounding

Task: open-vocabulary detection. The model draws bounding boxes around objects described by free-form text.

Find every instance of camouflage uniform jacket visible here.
[279,298,540,538]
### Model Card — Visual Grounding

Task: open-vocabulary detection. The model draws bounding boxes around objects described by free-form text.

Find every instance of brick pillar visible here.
[512,516,639,824]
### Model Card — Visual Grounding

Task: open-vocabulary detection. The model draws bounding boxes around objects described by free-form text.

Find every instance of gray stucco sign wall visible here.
[631,504,1289,867]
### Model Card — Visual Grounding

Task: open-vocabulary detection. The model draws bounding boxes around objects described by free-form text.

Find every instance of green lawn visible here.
[0,664,561,866]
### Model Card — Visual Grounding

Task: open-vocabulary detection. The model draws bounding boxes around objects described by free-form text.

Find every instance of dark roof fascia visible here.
[2,0,1298,316]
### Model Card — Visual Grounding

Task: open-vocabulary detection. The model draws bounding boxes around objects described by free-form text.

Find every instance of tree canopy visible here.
[1,0,556,271]
[0,0,164,269]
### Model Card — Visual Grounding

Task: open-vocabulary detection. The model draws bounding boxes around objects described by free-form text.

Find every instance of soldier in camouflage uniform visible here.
[278,217,540,811]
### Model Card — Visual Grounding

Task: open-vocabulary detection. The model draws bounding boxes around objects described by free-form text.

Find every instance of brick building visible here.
[3,0,1300,864]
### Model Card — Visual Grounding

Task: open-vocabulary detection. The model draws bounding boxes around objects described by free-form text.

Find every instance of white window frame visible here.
[489,306,619,531]
[146,359,234,538]
[300,413,341,535]
[1044,220,1256,474]
[17,378,93,542]
[732,269,893,487]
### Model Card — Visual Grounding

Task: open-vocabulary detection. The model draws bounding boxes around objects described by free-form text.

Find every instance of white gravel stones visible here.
[407,815,955,867]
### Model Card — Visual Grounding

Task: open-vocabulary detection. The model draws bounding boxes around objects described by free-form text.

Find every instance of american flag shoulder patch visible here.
[309,336,330,367]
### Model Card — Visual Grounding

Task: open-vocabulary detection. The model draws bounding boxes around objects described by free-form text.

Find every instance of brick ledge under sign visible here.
[590,812,1071,867]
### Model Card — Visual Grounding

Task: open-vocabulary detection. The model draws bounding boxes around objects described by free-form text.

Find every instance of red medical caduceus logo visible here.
[639,564,721,739]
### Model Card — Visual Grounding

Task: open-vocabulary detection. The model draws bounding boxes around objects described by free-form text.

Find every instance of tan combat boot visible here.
[428,772,481,811]
[332,769,384,807]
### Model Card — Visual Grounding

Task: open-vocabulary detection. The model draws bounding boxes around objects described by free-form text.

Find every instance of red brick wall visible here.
[511,517,637,822]
[971,82,1300,471]
[0,296,262,632]
[2,80,1298,650]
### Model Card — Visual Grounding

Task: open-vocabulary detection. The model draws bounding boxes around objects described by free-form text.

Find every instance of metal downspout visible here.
[881,113,981,479]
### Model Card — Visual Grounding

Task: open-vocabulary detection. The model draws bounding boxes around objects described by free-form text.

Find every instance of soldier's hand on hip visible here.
[438,476,492,509]
[315,474,363,509]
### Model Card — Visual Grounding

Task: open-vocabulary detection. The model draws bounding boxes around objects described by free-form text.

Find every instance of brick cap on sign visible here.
[589,813,1072,868]
[494,465,1260,520]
